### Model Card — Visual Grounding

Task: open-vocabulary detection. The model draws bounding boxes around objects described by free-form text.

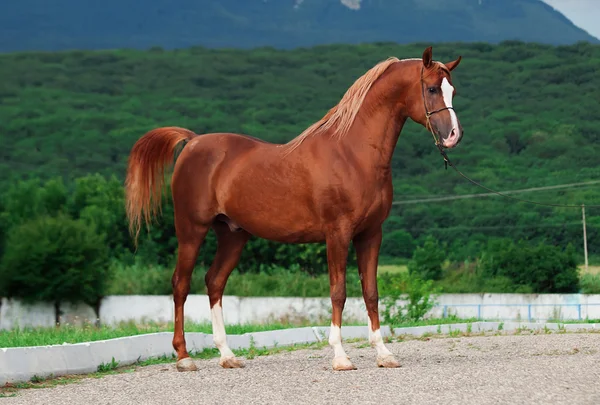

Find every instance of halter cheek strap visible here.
[420,64,455,169]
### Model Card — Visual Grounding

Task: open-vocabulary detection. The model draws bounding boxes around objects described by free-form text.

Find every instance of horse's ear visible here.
[445,56,462,71]
[422,46,433,68]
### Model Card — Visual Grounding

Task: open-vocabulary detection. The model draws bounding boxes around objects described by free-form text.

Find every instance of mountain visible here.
[0,0,597,53]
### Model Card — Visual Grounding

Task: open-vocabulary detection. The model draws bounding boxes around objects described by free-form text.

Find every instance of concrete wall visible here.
[2,293,600,330]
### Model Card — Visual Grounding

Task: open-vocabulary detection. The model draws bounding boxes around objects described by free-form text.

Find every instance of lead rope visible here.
[420,66,600,209]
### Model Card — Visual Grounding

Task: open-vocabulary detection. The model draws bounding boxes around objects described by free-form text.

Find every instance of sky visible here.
[542,0,600,39]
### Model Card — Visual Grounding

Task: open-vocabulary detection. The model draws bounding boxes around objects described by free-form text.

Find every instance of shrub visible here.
[379,272,440,325]
[380,230,415,259]
[478,239,579,293]
[580,273,600,294]
[407,235,446,281]
[0,214,110,324]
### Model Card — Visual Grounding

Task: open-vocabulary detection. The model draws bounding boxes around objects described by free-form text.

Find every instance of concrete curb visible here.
[2,321,598,386]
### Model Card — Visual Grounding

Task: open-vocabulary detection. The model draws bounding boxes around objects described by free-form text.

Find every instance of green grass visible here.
[386,316,480,328]
[106,262,366,297]
[0,317,489,349]
[377,264,408,274]
[4,316,600,349]
[580,273,600,294]
[0,321,318,349]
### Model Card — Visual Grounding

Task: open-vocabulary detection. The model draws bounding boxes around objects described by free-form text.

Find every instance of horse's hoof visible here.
[377,355,401,368]
[219,356,245,368]
[176,357,198,372]
[332,356,357,371]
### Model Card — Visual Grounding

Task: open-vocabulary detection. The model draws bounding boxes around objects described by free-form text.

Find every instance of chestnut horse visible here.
[125,46,462,372]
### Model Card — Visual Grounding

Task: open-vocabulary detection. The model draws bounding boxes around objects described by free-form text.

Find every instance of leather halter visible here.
[420,64,455,169]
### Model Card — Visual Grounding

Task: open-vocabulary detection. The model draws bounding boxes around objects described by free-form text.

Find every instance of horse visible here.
[124,46,462,372]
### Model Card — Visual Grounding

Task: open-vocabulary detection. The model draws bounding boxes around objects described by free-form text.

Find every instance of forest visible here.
[1,40,599,298]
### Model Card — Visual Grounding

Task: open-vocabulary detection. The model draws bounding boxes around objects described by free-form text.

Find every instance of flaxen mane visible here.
[281,57,401,153]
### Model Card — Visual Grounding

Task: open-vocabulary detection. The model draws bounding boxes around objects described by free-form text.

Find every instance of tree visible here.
[478,239,580,293]
[381,230,415,259]
[408,235,445,281]
[0,214,111,325]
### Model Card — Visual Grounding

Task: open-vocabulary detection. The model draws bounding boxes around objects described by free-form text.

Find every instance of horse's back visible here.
[170,132,282,218]
[193,132,275,148]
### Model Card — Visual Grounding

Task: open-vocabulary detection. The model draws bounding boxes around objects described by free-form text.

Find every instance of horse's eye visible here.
[428,87,437,94]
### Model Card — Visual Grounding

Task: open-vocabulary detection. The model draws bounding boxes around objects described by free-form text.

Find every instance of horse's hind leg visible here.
[172,222,209,372]
[205,221,250,368]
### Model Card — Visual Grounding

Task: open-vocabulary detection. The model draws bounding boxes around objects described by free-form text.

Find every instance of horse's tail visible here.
[125,126,196,246]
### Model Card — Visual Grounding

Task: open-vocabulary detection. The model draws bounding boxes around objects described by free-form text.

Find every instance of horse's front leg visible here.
[354,227,400,368]
[326,230,356,371]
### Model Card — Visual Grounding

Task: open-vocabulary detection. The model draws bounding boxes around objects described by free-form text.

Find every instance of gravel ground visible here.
[4,332,600,405]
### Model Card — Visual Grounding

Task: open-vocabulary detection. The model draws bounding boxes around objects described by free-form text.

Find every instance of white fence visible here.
[2,293,600,330]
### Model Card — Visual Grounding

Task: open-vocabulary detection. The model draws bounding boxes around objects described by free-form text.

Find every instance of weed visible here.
[354,342,371,349]
[29,375,44,383]
[97,357,120,373]
[448,328,461,338]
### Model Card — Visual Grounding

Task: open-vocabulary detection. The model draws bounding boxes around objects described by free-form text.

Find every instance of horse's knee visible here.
[363,289,379,311]
[330,288,347,310]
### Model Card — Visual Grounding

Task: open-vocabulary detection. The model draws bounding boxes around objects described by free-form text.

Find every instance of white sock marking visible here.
[368,318,393,357]
[441,77,459,131]
[328,324,348,358]
[211,302,234,358]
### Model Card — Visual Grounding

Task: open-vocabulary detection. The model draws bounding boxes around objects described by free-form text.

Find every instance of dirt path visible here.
[4,333,600,405]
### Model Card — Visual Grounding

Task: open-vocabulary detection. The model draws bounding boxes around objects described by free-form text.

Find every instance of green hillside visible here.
[1,40,599,271]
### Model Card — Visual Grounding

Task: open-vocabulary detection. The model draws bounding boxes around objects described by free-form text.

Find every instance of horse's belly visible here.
[223,205,325,244]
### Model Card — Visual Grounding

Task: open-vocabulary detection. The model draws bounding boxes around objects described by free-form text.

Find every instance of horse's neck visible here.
[343,66,410,171]
[343,102,407,174]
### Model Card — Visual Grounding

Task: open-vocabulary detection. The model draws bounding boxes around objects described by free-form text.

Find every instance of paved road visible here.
[5,333,600,405]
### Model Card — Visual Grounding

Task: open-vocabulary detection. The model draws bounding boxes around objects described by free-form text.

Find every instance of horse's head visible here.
[407,46,463,149]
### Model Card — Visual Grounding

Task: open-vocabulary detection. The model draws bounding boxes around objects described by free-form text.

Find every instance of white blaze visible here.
[211,302,234,358]
[441,77,459,132]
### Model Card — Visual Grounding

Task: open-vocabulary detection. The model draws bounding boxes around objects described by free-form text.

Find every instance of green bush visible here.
[580,273,600,294]
[436,263,533,294]
[478,239,579,293]
[407,235,446,281]
[379,272,440,325]
[0,214,110,323]
[380,230,415,259]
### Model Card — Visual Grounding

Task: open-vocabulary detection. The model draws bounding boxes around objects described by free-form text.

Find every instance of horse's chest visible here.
[355,188,392,226]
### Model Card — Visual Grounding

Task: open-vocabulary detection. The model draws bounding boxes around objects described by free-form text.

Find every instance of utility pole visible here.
[582,204,588,273]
